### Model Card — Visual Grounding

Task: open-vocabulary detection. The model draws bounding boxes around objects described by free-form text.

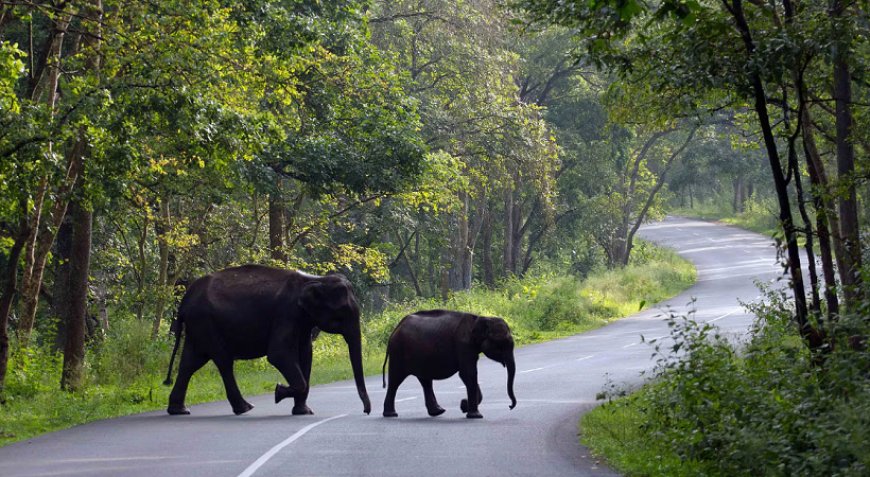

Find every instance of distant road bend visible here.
[0,216,785,477]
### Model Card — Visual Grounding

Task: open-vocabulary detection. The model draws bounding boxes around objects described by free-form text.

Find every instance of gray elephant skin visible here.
[163,265,371,416]
[382,309,517,418]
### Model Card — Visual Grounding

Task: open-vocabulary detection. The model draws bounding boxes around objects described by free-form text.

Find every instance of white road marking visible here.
[395,397,417,403]
[708,309,740,323]
[622,342,638,349]
[237,414,347,477]
[520,367,545,374]
[576,355,594,361]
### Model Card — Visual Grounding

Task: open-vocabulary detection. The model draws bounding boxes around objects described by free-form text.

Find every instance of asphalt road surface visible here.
[0,216,788,477]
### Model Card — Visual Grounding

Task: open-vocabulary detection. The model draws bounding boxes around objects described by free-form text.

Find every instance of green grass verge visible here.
[670,196,781,237]
[0,240,695,447]
[579,391,710,477]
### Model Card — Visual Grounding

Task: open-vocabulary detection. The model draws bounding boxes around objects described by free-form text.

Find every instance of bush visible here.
[583,289,870,477]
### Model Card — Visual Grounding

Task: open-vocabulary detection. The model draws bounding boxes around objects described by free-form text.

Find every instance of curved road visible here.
[0,217,786,476]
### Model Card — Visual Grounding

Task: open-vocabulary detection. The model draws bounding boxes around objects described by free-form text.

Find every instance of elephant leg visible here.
[458,367,483,419]
[212,356,253,415]
[291,337,314,415]
[460,384,483,413]
[418,377,445,417]
[267,348,308,408]
[167,343,209,415]
[383,369,408,418]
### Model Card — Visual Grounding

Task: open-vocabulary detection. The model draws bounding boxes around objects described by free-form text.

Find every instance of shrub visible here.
[583,290,870,477]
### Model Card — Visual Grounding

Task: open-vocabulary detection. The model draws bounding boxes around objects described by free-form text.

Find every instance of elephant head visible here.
[472,316,517,409]
[299,274,371,414]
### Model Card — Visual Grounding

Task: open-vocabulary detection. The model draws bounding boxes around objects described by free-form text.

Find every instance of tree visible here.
[513,0,868,349]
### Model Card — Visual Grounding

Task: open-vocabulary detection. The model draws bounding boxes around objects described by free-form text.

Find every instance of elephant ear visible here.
[298,279,350,316]
[298,282,326,315]
[471,316,489,346]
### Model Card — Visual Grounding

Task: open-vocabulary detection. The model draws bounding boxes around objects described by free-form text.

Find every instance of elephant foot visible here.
[466,410,483,419]
[275,383,299,403]
[292,404,314,415]
[383,410,398,418]
[233,401,254,415]
[167,405,190,415]
[427,406,446,417]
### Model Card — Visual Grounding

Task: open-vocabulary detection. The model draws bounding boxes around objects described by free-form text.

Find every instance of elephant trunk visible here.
[506,354,517,410]
[344,332,371,415]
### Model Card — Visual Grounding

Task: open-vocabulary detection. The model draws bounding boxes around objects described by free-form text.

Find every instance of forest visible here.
[0,0,868,473]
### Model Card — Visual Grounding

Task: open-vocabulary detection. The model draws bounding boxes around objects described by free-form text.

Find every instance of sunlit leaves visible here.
[0,41,24,114]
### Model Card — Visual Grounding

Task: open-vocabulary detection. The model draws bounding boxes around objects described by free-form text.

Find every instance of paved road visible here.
[0,216,786,477]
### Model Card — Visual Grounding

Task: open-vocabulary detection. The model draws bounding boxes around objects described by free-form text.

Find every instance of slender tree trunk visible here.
[61,199,92,391]
[399,235,423,297]
[17,139,83,347]
[481,208,495,287]
[789,43,840,322]
[729,0,810,340]
[803,126,840,320]
[510,189,523,277]
[623,128,697,266]
[502,185,514,276]
[830,0,863,308]
[52,213,74,352]
[268,182,286,262]
[152,197,171,339]
[733,176,745,213]
[61,0,101,390]
[788,125,822,318]
[134,205,148,322]
[455,194,470,290]
[0,207,29,395]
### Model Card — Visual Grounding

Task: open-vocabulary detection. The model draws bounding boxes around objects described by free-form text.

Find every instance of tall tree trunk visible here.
[788,39,840,322]
[17,140,83,347]
[0,206,29,395]
[61,199,92,391]
[481,208,495,287]
[61,0,101,390]
[830,0,863,308]
[52,213,74,352]
[268,183,286,262]
[733,175,745,213]
[502,185,514,276]
[729,0,811,342]
[803,126,840,320]
[16,8,78,348]
[152,197,171,339]
[510,187,522,276]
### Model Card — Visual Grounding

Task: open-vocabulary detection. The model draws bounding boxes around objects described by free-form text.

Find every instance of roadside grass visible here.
[0,240,695,447]
[671,195,780,237]
[579,391,709,477]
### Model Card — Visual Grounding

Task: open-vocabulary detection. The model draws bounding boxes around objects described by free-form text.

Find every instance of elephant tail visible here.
[163,318,183,386]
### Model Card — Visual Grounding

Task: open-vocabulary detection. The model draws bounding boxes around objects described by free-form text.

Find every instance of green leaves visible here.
[0,42,24,114]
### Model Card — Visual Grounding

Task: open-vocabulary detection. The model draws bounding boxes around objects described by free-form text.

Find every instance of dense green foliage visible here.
[0,242,694,446]
[0,0,705,402]
[1,0,868,471]
[511,0,870,473]
[582,290,870,476]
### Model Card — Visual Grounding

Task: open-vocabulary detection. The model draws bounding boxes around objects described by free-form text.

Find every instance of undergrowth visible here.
[0,240,694,447]
[581,288,870,477]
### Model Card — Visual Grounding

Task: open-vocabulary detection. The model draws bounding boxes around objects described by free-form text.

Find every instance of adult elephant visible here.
[382,310,517,418]
[163,265,371,416]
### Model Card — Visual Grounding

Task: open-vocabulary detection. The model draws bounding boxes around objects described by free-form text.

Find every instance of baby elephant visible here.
[382,309,517,418]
